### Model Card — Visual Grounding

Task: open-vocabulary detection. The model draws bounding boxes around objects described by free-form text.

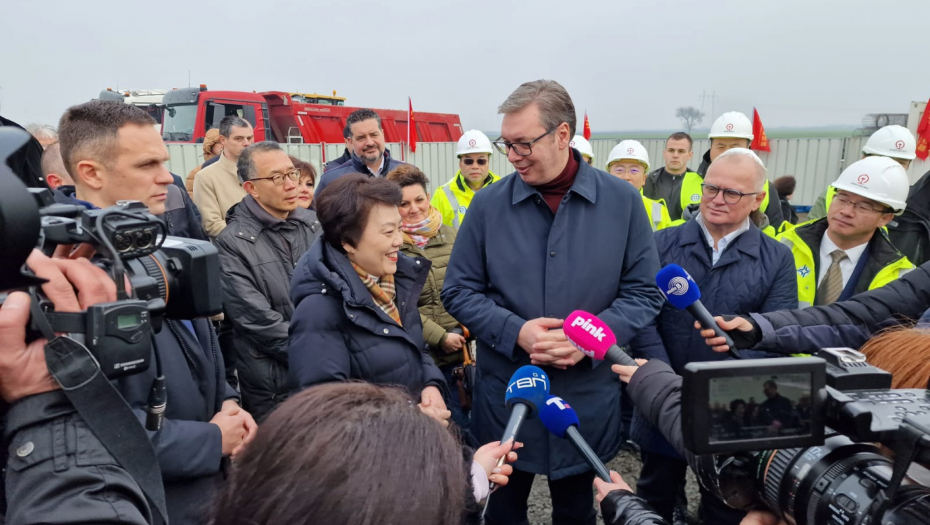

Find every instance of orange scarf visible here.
[401,206,443,248]
[352,263,402,326]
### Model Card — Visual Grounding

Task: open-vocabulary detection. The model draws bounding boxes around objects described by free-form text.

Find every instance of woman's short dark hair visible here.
[316,173,402,252]
[210,382,466,525]
[386,164,430,192]
[773,175,796,197]
[289,155,316,186]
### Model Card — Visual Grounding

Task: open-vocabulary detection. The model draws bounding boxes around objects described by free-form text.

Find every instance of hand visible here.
[696,316,753,353]
[593,471,633,504]
[231,406,258,459]
[441,332,466,354]
[517,317,564,355]
[419,386,451,427]
[740,510,788,525]
[610,359,648,383]
[210,409,247,456]
[473,439,522,487]
[0,250,118,402]
[531,346,586,370]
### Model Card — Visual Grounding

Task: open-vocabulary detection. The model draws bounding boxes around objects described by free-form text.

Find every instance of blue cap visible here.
[539,395,580,439]
[656,263,701,310]
[504,365,549,416]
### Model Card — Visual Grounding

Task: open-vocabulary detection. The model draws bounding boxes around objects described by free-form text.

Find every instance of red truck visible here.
[160,85,463,146]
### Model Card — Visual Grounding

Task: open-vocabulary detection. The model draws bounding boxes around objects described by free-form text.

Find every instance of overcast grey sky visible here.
[2,0,928,133]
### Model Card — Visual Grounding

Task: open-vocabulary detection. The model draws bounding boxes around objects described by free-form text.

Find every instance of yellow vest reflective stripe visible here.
[778,226,914,309]
[642,194,672,232]
[431,170,501,229]
[441,185,462,229]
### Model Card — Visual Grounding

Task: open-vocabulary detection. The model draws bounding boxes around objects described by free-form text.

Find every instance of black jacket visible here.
[889,168,930,266]
[323,147,352,173]
[288,239,448,399]
[697,150,785,228]
[733,259,930,355]
[215,197,321,420]
[315,148,409,196]
[4,392,152,524]
[601,490,669,525]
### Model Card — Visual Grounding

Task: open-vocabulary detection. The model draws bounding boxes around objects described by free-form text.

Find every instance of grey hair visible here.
[237,141,283,183]
[713,148,768,191]
[219,115,251,138]
[26,123,58,142]
[498,80,576,138]
[345,108,382,138]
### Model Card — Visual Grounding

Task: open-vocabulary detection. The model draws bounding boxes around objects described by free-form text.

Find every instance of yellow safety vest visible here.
[431,171,501,229]
[777,219,914,309]
[680,172,772,215]
[641,192,672,232]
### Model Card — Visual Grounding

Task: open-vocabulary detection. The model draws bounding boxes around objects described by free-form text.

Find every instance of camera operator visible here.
[2,250,152,524]
[695,258,930,356]
[56,100,256,524]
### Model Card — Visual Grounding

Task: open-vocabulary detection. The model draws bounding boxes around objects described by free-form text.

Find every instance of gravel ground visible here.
[523,450,701,525]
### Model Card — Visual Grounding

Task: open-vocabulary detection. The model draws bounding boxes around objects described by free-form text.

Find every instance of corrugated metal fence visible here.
[168,137,930,206]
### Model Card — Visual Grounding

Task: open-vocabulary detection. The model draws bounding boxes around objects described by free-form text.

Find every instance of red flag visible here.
[583,111,592,140]
[750,107,771,152]
[916,98,930,161]
[407,97,417,153]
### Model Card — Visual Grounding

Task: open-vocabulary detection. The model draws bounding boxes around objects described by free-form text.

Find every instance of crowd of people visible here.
[2,77,930,525]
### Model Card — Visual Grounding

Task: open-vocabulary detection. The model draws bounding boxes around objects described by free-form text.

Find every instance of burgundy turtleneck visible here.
[536,151,579,214]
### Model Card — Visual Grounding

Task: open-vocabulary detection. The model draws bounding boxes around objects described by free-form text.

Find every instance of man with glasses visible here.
[777,156,913,308]
[432,129,500,229]
[214,142,321,420]
[606,140,671,231]
[629,147,796,525]
[443,80,664,525]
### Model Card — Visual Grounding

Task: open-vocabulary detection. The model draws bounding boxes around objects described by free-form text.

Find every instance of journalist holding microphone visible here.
[442,79,664,525]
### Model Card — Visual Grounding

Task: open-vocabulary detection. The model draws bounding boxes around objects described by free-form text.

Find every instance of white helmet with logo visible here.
[861,125,916,161]
[570,135,594,161]
[456,130,493,157]
[607,140,650,172]
[831,156,909,215]
[708,111,754,141]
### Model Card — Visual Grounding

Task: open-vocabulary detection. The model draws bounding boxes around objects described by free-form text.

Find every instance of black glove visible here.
[720,315,762,350]
[600,489,669,525]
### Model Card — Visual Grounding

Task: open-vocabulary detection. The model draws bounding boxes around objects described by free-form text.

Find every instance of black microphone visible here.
[539,395,611,482]
[656,264,742,359]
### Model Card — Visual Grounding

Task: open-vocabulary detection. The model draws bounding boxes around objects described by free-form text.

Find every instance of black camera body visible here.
[681,348,930,524]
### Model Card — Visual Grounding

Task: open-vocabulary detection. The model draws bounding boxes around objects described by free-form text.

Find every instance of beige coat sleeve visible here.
[193,172,226,238]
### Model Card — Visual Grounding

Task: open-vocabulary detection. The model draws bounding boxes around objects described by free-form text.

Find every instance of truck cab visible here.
[161,86,272,143]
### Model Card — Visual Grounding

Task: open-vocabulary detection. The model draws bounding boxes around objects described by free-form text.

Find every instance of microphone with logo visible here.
[563,310,639,367]
[539,394,611,482]
[655,264,742,359]
[489,365,549,490]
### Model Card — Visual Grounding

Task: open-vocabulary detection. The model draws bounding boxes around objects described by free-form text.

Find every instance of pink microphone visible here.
[563,310,639,367]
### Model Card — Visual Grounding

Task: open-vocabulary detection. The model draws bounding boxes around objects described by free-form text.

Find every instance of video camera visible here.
[681,348,930,524]
[0,127,222,380]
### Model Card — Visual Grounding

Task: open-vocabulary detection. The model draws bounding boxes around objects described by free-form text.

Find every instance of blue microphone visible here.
[539,395,611,482]
[656,264,741,359]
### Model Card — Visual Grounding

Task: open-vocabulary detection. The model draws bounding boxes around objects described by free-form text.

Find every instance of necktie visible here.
[816,249,848,305]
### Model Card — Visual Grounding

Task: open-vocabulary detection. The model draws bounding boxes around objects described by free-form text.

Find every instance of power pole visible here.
[699,90,719,123]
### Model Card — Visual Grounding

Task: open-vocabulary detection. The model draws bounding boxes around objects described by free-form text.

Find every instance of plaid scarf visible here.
[401,206,443,248]
[352,262,402,326]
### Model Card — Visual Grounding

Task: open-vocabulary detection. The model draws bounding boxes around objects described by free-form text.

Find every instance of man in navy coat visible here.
[442,80,664,525]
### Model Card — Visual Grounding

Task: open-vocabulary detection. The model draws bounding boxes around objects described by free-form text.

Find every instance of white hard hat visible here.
[456,130,493,157]
[570,135,594,161]
[708,111,754,141]
[861,125,916,161]
[607,140,650,172]
[831,156,910,215]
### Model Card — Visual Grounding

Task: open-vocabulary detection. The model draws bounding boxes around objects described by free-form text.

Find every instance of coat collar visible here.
[677,214,764,269]
[511,149,597,205]
[225,196,320,243]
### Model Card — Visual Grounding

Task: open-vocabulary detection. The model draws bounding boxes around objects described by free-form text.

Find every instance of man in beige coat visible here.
[193,116,254,237]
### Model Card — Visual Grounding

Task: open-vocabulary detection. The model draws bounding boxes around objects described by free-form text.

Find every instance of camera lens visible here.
[113,233,133,252]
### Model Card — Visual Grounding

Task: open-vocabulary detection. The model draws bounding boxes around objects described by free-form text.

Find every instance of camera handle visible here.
[30,292,169,525]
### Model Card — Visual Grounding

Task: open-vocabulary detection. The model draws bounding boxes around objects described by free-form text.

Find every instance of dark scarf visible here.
[536,151,579,214]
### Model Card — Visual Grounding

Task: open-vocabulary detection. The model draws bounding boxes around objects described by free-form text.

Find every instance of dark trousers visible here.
[636,451,688,523]
[619,382,634,441]
[485,469,597,525]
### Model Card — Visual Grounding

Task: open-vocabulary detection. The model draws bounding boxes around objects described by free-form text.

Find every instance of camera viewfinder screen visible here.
[708,373,812,443]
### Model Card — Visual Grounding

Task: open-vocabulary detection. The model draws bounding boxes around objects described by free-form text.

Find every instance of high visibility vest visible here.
[431,171,500,229]
[641,192,672,232]
[824,186,838,215]
[777,219,914,309]
[679,172,773,217]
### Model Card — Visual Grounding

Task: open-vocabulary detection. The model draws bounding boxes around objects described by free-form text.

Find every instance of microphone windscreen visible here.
[504,365,549,415]
[656,264,701,310]
[539,395,580,439]
[563,310,617,360]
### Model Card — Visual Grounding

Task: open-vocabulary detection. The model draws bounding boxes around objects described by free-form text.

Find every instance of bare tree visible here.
[676,106,705,133]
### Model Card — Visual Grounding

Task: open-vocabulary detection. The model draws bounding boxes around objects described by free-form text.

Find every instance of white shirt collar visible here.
[695,213,752,265]
[369,155,386,176]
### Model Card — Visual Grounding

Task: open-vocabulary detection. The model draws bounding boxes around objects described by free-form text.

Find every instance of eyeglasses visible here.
[701,183,760,204]
[492,128,557,156]
[610,166,643,176]
[461,158,488,166]
[831,193,890,214]
[250,169,301,186]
